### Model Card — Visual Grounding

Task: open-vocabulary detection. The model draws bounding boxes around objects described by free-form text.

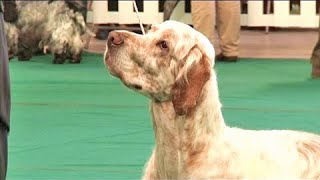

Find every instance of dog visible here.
[15,1,93,64]
[4,22,18,60]
[104,20,320,179]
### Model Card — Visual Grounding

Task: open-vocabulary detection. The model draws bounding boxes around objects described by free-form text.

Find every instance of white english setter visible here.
[104,20,320,179]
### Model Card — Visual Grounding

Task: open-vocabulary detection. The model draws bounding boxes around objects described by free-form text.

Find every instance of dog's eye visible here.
[159,41,168,50]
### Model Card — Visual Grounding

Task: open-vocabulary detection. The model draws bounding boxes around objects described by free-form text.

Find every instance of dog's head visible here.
[104,20,215,115]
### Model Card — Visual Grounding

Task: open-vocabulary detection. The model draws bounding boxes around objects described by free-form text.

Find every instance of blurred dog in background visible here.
[4,1,94,64]
[4,22,18,60]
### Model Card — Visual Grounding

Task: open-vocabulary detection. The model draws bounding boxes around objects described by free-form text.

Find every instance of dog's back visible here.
[223,128,320,178]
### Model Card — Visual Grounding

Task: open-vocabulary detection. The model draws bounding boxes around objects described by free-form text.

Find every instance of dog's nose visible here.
[108,31,124,46]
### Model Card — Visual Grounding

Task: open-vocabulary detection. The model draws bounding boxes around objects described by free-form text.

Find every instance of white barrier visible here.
[87,1,319,28]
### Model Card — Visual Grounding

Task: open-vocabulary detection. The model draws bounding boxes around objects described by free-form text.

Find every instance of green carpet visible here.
[7,53,320,179]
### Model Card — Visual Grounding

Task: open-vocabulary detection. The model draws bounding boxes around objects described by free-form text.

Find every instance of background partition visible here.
[87,0,319,28]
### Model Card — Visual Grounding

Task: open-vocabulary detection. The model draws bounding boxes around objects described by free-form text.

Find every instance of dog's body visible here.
[104,20,320,179]
[5,1,92,63]
[4,22,18,59]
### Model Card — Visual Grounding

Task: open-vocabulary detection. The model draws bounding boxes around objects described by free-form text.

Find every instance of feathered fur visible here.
[105,20,320,179]
[6,1,93,63]
[4,22,18,59]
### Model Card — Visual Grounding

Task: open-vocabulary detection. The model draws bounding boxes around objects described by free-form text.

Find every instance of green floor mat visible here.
[7,53,320,179]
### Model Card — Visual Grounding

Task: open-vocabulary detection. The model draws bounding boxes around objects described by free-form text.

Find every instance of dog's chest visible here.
[151,102,181,178]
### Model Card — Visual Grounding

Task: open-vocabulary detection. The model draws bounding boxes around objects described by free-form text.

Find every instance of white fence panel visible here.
[118,1,137,24]
[247,1,273,26]
[142,1,162,24]
[273,1,290,27]
[293,1,317,27]
[88,0,319,28]
[91,1,118,24]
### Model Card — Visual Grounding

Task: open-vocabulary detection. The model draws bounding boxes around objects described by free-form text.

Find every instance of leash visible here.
[132,0,145,35]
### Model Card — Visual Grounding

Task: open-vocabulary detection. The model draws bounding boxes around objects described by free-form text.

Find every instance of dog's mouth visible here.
[122,81,143,91]
[104,53,120,77]
[104,49,143,91]
[129,84,142,90]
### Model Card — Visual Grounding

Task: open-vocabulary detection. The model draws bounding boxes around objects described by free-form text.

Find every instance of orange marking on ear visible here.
[171,48,211,116]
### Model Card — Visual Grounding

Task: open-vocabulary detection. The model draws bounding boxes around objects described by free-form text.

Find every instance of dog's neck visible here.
[150,76,226,178]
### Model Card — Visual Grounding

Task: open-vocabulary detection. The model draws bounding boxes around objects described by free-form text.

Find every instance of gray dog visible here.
[5,1,93,64]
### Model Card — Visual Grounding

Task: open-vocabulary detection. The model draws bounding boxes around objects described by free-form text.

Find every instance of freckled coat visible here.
[105,20,320,179]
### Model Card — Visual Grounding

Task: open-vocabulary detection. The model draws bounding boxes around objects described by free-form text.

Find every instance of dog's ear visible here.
[173,34,197,61]
[171,46,211,116]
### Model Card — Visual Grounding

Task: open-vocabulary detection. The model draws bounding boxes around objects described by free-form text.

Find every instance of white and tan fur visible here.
[104,20,320,179]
